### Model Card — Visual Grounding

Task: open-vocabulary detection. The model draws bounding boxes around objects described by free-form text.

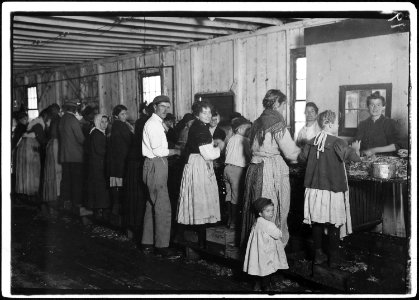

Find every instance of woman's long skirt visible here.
[177,154,220,225]
[123,160,146,231]
[240,158,291,249]
[15,137,41,196]
[42,138,61,202]
[87,162,111,209]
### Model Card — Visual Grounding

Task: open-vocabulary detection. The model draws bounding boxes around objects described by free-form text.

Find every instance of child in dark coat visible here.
[299,110,361,268]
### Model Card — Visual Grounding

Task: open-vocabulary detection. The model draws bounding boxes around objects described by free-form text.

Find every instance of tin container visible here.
[371,162,396,179]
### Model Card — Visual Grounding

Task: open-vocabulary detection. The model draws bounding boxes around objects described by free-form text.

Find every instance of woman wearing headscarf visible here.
[107,105,134,224]
[42,104,62,216]
[240,89,301,249]
[15,109,51,201]
[87,114,111,218]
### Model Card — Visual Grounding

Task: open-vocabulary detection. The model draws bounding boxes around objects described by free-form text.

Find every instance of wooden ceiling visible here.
[12,15,309,75]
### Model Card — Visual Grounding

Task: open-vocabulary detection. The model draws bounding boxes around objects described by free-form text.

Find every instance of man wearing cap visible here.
[58,100,88,216]
[141,95,181,259]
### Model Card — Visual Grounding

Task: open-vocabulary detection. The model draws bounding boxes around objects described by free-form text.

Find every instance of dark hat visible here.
[152,95,170,105]
[232,116,251,132]
[64,99,79,107]
[253,197,274,214]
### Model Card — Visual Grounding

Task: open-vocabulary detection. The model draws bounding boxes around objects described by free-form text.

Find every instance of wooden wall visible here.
[12,18,409,134]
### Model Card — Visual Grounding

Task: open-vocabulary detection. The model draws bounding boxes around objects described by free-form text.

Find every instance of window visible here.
[140,74,161,105]
[194,92,235,123]
[290,48,306,140]
[27,86,38,120]
[338,83,392,136]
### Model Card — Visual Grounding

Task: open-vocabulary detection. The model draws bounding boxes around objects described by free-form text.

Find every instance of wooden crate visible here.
[206,226,235,245]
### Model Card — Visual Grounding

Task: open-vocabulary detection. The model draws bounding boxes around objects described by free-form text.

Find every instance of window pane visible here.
[142,75,161,104]
[345,110,358,128]
[296,79,306,100]
[28,109,39,120]
[27,87,38,109]
[295,101,307,122]
[345,91,359,109]
[296,57,306,80]
[294,121,306,140]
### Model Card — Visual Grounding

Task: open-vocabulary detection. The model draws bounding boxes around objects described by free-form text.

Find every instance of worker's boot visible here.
[314,248,328,264]
[328,224,341,268]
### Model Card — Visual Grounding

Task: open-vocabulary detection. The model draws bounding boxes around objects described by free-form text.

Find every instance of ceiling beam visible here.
[213,17,283,26]
[13,43,129,55]
[132,17,260,31]
[53,15,259,32]
[13,31,178,47]
[13,23,195,44]
[13,16,217,40]
[13,38,147,51]
[13,51,116,59]
[50,15,240,35]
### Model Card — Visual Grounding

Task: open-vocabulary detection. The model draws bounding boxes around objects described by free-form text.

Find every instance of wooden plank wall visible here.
[12,22,320,124]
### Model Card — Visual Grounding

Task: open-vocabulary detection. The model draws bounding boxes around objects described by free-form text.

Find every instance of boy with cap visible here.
[141,95,181,259]
[223,116,252,230]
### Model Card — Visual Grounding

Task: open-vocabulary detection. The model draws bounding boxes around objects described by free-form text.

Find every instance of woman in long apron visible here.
[15,109,50,202]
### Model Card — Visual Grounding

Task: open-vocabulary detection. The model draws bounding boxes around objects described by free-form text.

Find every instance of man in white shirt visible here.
[141,95,181,259]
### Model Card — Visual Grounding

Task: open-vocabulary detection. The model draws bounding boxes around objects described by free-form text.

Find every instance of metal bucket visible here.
[371,162,396,179]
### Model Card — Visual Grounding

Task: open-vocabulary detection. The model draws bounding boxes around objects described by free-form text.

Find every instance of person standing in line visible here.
[58,100,89,216]
[107,105,133,225]
[87,114,111,220]
[125,103,152,242]
[141,95,181,259]
[15,109,50,202]
[42,104,62,216]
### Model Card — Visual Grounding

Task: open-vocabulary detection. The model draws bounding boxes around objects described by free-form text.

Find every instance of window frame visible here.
[139,70,162,105]
[290,47,306,139]
[26,85,38,120]
[338,83,392,136]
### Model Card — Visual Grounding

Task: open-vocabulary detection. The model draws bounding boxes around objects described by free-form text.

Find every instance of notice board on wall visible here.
[194,92,235,123]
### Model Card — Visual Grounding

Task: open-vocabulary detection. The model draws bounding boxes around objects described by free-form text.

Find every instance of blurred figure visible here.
[12,111,29,150]
[42,104,62,216]
[15,109,51,201]
[58,100,87,216]
[125,102,152,241]
[163,113,177,149]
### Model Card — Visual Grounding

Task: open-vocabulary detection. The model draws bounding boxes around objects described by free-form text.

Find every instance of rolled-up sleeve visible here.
[199,143,220,161]
[276,129,301,161]
[143,119,170,157]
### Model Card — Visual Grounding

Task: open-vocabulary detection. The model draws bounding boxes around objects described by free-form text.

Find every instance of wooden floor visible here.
[10,201,324,295]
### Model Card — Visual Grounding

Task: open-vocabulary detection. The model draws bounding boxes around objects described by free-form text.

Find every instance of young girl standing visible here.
[243,197,288,291]
[299,110,361,268]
